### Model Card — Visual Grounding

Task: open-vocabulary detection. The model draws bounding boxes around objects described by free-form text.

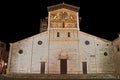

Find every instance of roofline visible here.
[10,31,48,44]
[113,33,120,41]
[79,31,112,43]
[47,3,80,12]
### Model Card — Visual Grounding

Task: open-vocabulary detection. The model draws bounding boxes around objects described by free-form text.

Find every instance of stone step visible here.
[0,74,120,80]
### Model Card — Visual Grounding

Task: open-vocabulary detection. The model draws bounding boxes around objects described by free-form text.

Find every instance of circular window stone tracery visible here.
[18,50,23,54]
[104,52,108,56]
[85,40,90,45]
[38,41,42,45]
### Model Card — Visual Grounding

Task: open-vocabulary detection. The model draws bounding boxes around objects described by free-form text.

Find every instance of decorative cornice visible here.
[47,3,80,12]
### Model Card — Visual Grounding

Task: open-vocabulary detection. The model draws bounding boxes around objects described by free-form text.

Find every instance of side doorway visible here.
[41,62,45,74]
[82,62,87,74]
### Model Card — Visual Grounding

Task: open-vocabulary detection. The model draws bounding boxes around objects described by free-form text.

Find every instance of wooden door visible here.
[41,62,45,74]
[82,62,87,74]
[60,59,67,74]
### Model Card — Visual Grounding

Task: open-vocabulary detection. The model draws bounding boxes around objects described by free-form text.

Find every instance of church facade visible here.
[7,3,115,74]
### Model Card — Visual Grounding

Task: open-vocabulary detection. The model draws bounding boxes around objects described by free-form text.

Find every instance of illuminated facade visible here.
[7,3,115,74]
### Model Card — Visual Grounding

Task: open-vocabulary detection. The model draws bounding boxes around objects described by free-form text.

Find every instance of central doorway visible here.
[60,59,67,74]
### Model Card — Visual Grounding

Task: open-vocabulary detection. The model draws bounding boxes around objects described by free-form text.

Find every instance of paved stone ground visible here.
[0,74,120,80]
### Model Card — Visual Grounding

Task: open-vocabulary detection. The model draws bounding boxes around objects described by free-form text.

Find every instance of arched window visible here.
[68,32,70,37]
[57,32,60,37]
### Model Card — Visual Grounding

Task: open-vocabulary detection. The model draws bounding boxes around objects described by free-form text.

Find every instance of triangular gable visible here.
[47,3,80,12]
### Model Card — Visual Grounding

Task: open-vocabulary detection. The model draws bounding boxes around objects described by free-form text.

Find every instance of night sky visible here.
[0,0,120,50]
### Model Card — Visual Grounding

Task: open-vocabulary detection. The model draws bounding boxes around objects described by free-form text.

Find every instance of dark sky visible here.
[0,0,120,50]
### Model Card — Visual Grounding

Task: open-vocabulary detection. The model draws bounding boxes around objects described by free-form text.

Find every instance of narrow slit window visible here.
[57,32,60,37]
[68,32,70,37]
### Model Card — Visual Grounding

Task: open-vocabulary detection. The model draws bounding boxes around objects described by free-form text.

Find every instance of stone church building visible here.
[7,3,115,74]
[113,33,120,74]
